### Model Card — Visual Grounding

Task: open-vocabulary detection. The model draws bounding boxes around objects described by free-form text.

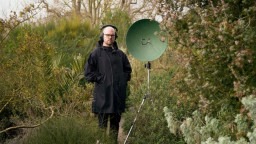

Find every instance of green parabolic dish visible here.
[126,19,168,61]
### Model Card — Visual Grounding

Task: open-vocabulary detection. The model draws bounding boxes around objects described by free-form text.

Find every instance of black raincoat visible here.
[85,41,132,114]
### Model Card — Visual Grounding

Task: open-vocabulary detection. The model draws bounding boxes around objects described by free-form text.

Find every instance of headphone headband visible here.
[101,24,118,31]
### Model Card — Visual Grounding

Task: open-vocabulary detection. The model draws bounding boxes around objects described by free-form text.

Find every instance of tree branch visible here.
[0,97,13,113]
[0,106,54,134]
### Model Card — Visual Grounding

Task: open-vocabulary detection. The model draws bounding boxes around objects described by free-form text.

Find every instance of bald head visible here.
[103,26,116,34]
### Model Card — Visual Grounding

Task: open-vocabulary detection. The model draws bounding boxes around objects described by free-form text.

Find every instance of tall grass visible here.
[22,116,115,144]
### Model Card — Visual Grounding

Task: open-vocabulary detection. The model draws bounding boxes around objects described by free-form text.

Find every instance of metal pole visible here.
[124,62,151,144]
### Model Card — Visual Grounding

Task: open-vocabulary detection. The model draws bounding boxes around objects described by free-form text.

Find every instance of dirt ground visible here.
[118,118,127,144]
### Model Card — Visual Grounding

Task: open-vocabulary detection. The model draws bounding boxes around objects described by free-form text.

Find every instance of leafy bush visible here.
[0,20,95,143]
[40,17,98,67]
[163,95,256,144]
[157,0,256,143]
[123,67,185,144]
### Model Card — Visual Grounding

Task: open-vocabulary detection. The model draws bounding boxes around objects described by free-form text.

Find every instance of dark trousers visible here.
[98,113,121,140]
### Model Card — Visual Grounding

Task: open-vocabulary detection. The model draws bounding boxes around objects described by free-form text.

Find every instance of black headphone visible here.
[100,24,118,41]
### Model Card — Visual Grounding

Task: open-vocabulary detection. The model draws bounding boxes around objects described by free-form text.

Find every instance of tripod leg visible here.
[124,96,146,144]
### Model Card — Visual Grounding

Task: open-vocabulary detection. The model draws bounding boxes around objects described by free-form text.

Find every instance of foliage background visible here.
[1,0,256,143]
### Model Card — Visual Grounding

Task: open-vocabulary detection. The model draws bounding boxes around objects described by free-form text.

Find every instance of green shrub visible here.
[22,116,115,144]
[157,0,256,143]
[123,69,185,144]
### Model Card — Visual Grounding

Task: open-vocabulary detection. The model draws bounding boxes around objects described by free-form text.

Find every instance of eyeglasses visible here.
[104,34,115,37]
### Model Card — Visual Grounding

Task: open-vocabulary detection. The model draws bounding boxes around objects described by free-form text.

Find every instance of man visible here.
[84,25,132,142]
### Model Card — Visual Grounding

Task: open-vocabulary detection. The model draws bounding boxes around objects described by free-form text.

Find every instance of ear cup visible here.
[100,32,104,41]
[114,32,118,40]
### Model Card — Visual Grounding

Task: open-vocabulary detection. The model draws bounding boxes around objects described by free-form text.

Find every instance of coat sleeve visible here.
[122,54,132,81]
[84,52,104,83]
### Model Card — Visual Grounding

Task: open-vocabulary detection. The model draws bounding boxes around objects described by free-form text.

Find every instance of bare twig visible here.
[0,2,43,45]
[41,0,62,17]
[0,97,13,113]
[0,106,54,134]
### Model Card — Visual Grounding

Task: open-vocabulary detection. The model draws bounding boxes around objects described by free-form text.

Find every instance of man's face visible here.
[103,27,116,47]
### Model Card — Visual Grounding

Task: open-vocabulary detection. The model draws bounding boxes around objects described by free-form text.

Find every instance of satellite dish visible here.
[126,19,168,61]
[124,19,168,144]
